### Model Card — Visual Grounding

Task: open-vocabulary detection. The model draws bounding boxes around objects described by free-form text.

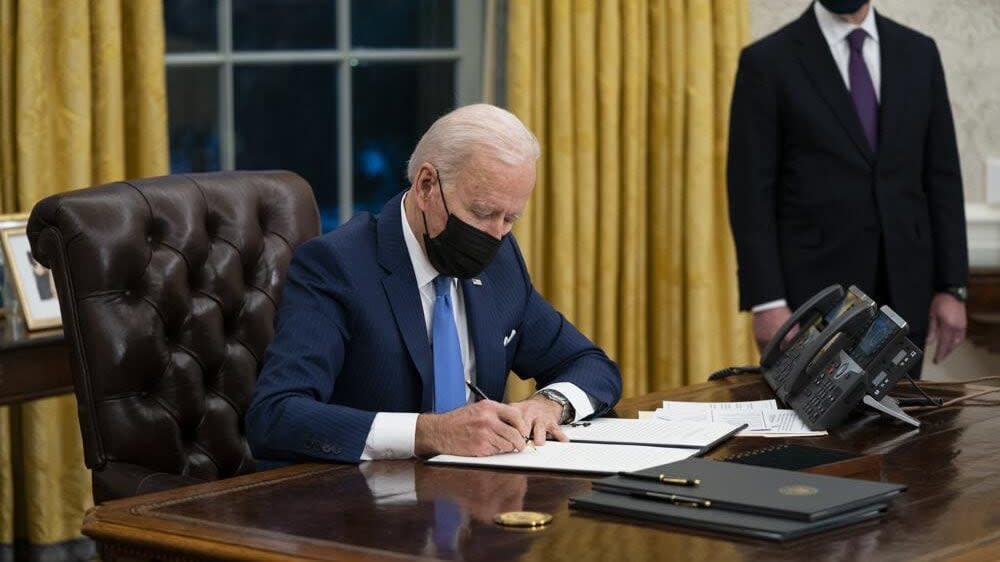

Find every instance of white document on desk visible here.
[655,400,824,436]
[660,399,777,418]
[561,418,741,449]
[426,442,697,474]
[656,401,774,430]
[762,409,815,433]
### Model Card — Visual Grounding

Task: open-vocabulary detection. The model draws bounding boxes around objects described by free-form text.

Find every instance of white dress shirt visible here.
[359,194,594,460]
[814,1,881,101]
[751,3,881,314]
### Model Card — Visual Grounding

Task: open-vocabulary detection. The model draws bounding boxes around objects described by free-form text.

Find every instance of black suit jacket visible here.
[727,6,967,340]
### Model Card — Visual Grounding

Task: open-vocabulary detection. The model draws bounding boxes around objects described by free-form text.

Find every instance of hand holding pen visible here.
[415,392,531,457]
[466,381,536,451]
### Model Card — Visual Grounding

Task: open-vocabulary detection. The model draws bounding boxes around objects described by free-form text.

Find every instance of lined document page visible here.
[561,419,740,448]
[427,442,697,474]
[655,400,826,437]
[660,399,778,418]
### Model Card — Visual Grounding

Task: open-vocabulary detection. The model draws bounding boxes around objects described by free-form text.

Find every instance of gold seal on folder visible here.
[494,511,553,528]
[779,485,819,496]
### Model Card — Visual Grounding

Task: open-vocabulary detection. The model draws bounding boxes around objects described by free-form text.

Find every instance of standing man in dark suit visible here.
[247,104,622,464]
[727,0,968,371]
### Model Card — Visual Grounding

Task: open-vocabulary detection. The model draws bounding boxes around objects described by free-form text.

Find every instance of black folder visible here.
[570,491,889,542]
[591,458,904,521]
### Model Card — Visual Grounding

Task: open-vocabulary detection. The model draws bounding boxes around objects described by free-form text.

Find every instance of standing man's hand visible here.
[752,306,794,352]
[927,293,967,363]
[414,400,529,457]
[511,396,568,446]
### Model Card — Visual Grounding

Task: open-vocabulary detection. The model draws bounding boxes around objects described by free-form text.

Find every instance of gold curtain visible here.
[506,0,756,401]
[0,0,167,557]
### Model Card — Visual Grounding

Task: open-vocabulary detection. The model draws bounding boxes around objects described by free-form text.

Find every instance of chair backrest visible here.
[28,171,320,501]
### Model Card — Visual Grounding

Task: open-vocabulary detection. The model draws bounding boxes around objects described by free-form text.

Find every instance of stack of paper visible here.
[428,441,698,474]
[561,418,743,450]
[427,418,747,474]
[427,402,823,475]
[654,400,827,437]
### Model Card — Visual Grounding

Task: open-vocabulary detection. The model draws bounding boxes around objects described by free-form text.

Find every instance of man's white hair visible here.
[406,104,540,185]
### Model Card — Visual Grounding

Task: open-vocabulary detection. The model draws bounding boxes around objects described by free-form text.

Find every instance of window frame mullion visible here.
[337,0,353,225]
[220,0,236,171]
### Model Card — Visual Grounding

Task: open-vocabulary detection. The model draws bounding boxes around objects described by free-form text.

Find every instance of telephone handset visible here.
[760,285,844,369]
[762,285,870,397]
[761,285,922,430]
[781,302,875,400]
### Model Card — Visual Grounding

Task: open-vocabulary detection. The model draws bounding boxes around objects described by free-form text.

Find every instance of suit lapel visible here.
[461,274,506,401]
[875,13,904,169]
[377,192,434,411]
[794,8,875,165]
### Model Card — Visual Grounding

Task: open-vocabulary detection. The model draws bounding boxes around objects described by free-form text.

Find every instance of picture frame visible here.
[0,224,62,330]
[0,213,28,317]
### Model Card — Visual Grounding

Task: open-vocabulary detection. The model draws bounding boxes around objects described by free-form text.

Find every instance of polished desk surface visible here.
[0,323,72,406]
[84,376,1000,561]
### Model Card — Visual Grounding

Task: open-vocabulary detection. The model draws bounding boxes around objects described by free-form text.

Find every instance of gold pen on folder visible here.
[617,471,701,487]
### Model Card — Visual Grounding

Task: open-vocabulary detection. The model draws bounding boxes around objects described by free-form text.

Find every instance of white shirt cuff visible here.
[359,412,419,460]
[542,382,595,422]
[751,299,788,313]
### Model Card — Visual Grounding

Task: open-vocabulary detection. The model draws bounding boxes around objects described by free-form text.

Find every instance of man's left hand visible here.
[927,292,967,363]
[511,396,569,446]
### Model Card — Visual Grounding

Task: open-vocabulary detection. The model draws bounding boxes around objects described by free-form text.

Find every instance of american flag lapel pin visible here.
[471,278,483,286]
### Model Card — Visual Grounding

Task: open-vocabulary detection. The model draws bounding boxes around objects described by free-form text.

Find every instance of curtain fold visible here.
[506,0,756,402]
[0,1,167,559]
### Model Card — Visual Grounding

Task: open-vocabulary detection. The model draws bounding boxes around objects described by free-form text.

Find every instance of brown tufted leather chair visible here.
[27,171,320,502]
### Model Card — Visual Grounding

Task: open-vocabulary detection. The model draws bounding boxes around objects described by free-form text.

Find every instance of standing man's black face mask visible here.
[420,167,504,279]
[817,0,868,15]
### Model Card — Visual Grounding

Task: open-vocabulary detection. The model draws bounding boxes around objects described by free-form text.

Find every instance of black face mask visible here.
[817,0,867,15]
[421,169,504,279]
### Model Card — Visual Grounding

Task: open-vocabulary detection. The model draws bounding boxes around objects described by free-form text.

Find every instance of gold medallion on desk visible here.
[494,511,553,529]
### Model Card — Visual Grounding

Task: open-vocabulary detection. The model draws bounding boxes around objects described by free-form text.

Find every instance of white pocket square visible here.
[503,329,517,347]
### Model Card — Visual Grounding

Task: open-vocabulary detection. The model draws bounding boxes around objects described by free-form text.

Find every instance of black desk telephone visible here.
[761,285,922,430]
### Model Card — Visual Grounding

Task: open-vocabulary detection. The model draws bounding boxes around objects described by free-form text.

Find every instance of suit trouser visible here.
[873,243,926,379]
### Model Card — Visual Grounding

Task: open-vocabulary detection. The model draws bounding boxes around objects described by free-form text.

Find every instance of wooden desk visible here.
[83,377,1000,561]
[0,325,73,406]
[968,269,1000,353]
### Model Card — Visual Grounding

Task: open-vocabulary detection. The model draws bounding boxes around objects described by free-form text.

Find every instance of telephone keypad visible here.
[798,368,848,423]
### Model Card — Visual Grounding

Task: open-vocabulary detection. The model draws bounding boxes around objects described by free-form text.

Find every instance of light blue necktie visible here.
[432,499,462,555]
[432,275,465,413]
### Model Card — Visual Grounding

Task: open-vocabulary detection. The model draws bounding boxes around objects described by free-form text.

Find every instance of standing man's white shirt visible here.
[751,2,881,314]
[359,194,595,460]
[815,0,881,100]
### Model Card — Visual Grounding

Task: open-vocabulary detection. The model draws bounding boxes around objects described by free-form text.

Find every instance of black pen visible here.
[465,380,489,401]
[617,471,700,487]
[644,491,712,508]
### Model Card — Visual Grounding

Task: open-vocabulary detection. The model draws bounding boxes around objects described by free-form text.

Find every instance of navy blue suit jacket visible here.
[246,192,622,463]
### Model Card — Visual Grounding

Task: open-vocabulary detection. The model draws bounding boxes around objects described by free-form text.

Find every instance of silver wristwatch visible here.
[535,389,575,424]
[942,286,968,302]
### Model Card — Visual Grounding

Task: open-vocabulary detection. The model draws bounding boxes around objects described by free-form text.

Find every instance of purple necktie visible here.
[847,29,878,151]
